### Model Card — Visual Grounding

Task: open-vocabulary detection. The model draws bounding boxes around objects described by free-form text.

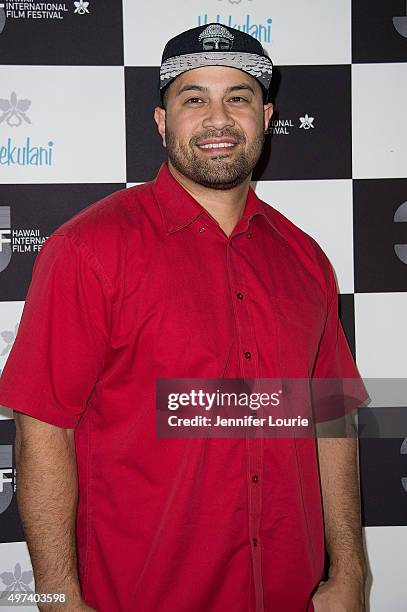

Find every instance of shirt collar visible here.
[151,161,279,235]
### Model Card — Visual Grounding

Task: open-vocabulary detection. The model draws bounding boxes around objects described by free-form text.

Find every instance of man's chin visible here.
[167,150,254,189]
[193,172,248,190]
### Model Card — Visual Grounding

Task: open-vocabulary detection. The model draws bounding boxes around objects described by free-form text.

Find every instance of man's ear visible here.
[154,106,166,147]
[263,102,273,133]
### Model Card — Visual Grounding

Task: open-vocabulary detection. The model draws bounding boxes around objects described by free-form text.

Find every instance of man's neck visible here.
[167,160,251,237]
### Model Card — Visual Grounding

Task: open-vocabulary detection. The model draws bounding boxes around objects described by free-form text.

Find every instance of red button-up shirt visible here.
[0,162,366,612]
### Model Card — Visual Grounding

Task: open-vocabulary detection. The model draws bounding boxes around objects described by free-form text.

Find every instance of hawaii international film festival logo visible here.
[393,2,407,37]
[0,92,54,167]
[394,201,407,264]
[0,1,89,32]
[265,113,315,136]
[0,444,14,514]
[0,206,49,274]
[401,438,407,493]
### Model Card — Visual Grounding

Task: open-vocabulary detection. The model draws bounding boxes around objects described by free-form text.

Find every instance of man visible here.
[0,23,368,612]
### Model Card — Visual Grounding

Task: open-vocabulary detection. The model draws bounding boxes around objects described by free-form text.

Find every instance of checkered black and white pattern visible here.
[0,1,406,609]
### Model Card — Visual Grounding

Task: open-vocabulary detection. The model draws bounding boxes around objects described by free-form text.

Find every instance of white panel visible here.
[0,542,38,611]
[123,0,351,66]
[254,179,354,293]
[355,292,407,377]
[0,66,126,184]
[352,63,407,179]
[363,526,407,612]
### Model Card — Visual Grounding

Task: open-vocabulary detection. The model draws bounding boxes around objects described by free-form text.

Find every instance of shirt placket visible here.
[226,221,265,612]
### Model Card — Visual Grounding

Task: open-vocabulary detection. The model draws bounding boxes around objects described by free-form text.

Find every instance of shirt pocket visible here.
[270,296,325,376]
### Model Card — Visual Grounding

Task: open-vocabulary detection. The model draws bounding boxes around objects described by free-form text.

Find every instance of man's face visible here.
[154,66,273,190]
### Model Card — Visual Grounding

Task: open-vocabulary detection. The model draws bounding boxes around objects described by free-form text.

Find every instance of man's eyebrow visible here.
[176,84,209,96]
[224,84,256,95]
[176,83,256,96]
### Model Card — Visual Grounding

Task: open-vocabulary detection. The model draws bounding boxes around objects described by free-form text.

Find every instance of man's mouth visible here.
[195,138,239,151]
[198,142,236,149]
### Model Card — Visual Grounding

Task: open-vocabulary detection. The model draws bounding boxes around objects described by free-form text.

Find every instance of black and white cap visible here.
[159,23,273,103]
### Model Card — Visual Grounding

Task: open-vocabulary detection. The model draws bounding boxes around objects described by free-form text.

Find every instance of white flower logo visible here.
[0,92,32,127]
[74,1,90,15]
[0,563,34,596]
[1,322,19,356]
[299,114,315,130]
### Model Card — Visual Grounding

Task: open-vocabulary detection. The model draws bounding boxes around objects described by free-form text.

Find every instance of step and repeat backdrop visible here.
[0,0,406,609]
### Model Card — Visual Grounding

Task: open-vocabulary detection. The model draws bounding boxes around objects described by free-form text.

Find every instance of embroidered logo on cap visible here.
[198,24,234,50]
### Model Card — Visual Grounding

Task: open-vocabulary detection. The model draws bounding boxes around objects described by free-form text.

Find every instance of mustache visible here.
[190,129,246,145]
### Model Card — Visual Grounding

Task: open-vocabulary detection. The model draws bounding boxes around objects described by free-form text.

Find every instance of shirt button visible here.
[252,474,259,483]
[236,292,244,300]
[244,351,252,359]
[252,538,258,547]
[246,232,252,239]
[199,226,205,233]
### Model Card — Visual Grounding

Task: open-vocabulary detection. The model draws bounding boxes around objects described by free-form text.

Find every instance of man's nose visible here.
[202,101,235,131]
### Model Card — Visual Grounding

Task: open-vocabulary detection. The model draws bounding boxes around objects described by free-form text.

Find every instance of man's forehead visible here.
[173,66,261,93]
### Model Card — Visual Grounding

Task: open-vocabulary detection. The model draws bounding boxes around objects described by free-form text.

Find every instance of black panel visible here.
[0,2,123,65]
[0,183,125,301]
[353,179,407,293]
[360,437,407,526]
[353,0,407,63]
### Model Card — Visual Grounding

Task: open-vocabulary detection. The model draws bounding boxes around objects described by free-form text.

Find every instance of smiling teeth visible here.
[199,142,235,149]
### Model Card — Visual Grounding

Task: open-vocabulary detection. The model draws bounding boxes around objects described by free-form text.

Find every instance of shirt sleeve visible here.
[310,262,370,424]
[0,232,112,429]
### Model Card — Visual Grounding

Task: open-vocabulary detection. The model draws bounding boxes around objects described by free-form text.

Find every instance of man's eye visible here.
[229,96,248,103]
[185,97,203,104]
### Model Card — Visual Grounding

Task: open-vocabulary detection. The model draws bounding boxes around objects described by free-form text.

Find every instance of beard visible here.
[164,125,265,190]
